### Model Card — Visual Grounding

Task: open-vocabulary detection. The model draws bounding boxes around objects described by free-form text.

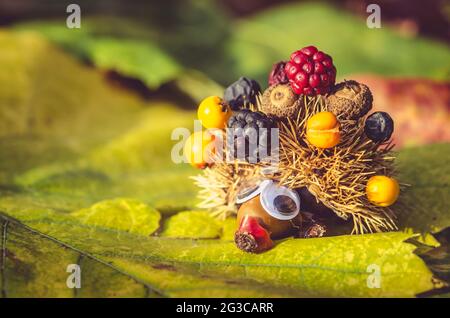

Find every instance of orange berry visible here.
[306,111,340,148]
[366,175,400,207]
[183,131,215,169]
[198,96,232,129]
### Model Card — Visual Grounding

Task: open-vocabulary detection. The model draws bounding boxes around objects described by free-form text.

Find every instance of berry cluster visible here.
[285,46,336,96]
[226,110,276,163]
[224,77,261,110]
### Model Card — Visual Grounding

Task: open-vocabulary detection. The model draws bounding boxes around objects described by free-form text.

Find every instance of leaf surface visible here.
[72,198,161,236]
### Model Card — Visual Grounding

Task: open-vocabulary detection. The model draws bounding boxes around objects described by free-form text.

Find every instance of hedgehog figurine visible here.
[187,45,400,253]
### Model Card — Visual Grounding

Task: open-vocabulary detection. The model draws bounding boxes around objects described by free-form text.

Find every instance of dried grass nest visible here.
[192,93,397,234]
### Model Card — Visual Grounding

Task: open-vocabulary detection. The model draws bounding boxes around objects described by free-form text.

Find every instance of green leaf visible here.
[12,0,231,90]
[0,30,198,213]
[1,213,291,298]
[0,212,440,297]
[88,38,181,89]
[72,198,161,236]
[395,143,450,233]
[0,30,146,182]
[13,21,181,90]
[161,211,222,239]
[221,218,237,241]
[413,228,450,284]
[0,214,156,297]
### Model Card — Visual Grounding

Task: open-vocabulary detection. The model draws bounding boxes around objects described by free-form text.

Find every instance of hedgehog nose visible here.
[234,215,273,253]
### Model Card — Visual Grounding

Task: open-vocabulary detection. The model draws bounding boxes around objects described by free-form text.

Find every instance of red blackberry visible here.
[268,61,289,86]
[285,46,336,96]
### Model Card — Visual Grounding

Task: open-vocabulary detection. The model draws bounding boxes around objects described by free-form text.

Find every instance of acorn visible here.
[260,84,302,118]
[235,180,302,253]
[326,80,373,120]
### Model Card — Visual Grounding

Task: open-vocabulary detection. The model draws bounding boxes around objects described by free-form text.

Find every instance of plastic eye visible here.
[236,179,272,204]
[260,182,300,220]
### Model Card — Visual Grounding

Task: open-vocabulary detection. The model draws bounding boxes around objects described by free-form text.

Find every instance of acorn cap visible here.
[234,232,258,253]
[326,80,373,120]
[260,84,302,118]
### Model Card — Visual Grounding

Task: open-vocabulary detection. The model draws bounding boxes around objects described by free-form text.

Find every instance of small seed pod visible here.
[326,80,373,120]
[364,111,394,143]
[197,96,232,129]
[260,84,302,118]
[366,175,399,207]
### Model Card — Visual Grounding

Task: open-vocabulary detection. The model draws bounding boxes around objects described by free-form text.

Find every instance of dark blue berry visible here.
[364,112,394,143]
[224,77,261,110]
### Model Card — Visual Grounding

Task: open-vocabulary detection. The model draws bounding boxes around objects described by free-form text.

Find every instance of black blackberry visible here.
[364,112,394,143]
[224,77,261,111]
[226,110,277,163]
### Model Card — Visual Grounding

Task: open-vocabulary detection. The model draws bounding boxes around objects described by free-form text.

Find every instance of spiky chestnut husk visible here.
[260,84,302,118]
[326,80,373,120]
[276,95,397,234]
[268,61,289,86]
[191,162,264,219]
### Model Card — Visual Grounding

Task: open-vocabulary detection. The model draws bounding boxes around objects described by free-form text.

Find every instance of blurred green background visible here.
[3,0,449,84]
[1,0,449,147]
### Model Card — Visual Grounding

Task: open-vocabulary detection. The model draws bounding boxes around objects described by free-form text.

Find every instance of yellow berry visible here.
[183,131,215,169]
[306,111,341,148]
[197,96,232,129]
[366,175,399,207]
